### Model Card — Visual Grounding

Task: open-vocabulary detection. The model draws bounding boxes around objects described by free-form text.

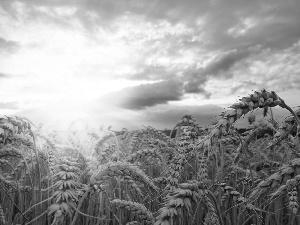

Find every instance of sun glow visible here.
[0,8,158,129]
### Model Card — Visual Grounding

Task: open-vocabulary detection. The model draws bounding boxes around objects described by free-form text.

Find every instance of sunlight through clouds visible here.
[0,0,299,129]
[0,7,162,128]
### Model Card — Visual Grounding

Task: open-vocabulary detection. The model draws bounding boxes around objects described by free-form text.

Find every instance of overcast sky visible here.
[0,0,300,130]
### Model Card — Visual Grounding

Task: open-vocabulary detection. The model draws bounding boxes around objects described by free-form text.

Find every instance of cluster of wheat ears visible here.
[1,89,300,225]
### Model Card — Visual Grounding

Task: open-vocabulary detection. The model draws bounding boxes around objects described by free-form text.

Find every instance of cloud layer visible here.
[0,37,19,53]
[0,0,299,129]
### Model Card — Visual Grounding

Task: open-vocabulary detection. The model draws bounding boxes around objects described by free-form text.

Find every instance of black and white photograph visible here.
[1,0,300,224]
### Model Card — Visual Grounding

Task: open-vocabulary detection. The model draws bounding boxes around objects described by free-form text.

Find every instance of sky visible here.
[0,0,300,130]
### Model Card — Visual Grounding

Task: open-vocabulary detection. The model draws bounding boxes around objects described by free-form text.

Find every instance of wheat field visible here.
[1,89,300,225]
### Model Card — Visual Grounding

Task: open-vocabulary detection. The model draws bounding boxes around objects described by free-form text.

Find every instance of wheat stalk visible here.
[111,199,154,224]
[90,162,158,191]
[0,204,7,225]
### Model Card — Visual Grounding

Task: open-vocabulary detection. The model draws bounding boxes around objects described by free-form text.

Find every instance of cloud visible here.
[128,65,175,81]
[204,49,252,76]
[225,41,300,94]
[1,0,299,52]
[99,80,184,110]
[201,1,300,51]
[0,102,18,109]
[0,0,210,25]
[0,73,9,78]
[183,48,254,94]
[0,37,19,54]
[230,80,258,94]
[183,72,208,94]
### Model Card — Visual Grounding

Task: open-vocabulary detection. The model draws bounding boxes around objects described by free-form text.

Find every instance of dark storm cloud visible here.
[184,48,253,94]
[0,37,19,54]
[0,102,18,109]
[204,49,252,76]
[100,80,184,110]
[183,72,208,94]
